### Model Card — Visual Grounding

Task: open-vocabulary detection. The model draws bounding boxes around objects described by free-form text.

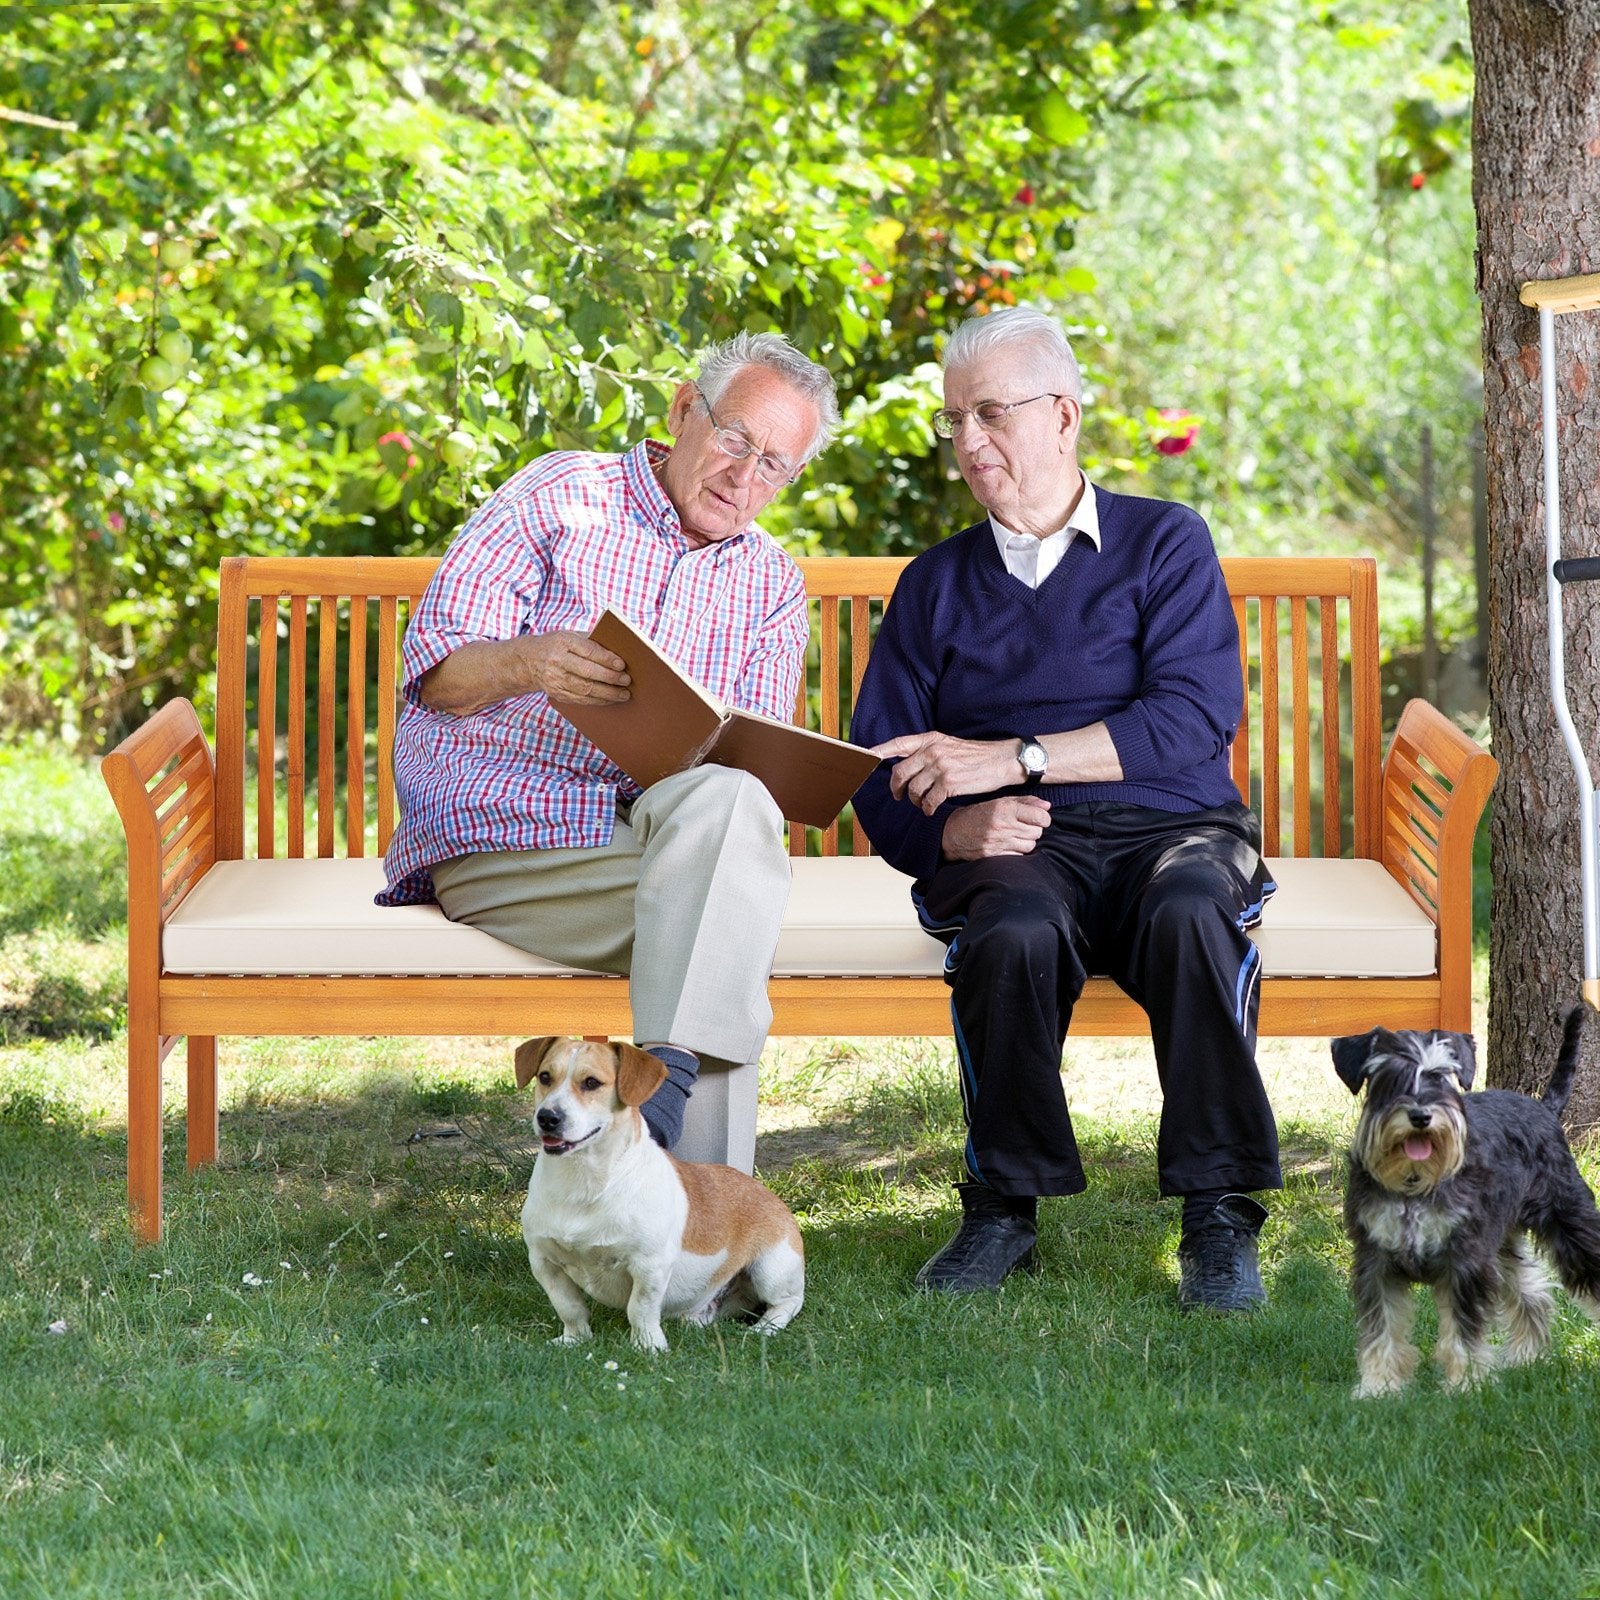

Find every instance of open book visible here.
[556,609,880,828]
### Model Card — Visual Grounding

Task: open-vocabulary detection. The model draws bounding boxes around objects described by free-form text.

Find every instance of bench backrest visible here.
[212,553,1382,865]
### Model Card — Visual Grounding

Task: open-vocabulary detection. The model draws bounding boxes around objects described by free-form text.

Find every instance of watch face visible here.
[1021,740,1047,775]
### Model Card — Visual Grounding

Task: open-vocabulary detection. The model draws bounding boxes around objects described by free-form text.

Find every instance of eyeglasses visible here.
[932,393,1064,439]
[695,387,799,486]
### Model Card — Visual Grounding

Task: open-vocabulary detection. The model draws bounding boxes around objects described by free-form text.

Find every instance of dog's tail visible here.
[1543,1005,1587,1117]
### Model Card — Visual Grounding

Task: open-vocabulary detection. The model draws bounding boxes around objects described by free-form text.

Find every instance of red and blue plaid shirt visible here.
[378,440,809,905]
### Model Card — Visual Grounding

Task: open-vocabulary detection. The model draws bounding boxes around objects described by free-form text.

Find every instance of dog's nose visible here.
[1408,1109,1431,1129]
[536,1106,562,1133]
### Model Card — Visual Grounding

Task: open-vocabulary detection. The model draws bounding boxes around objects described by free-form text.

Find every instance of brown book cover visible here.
[557,610,880,828]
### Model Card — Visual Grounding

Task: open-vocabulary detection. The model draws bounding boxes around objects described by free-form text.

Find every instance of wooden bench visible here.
[102,553,1496,1242]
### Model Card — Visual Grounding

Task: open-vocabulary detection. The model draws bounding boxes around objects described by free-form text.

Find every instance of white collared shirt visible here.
[990,478,1102,589]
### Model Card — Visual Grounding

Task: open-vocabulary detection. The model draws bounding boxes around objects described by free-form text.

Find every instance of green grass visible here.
[0,748,1589,1600]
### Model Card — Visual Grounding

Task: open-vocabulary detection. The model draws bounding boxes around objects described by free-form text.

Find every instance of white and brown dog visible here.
[514,1037,805,1352]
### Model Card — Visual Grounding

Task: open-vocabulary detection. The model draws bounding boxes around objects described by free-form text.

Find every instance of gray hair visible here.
[695,331,841,462]
[943,305,1083,401]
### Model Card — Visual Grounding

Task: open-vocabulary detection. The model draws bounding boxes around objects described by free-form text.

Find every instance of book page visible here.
[707,710,881,828]
[556,610,729,789]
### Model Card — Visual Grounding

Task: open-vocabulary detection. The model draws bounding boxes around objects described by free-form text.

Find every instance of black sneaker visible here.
[915,1184,1039,1293]
[1177,1194,1268,1313]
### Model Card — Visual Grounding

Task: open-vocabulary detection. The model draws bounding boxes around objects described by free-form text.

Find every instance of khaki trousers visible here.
[429,765,790,1170]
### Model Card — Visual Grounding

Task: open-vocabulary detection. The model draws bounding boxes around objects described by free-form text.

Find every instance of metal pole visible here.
[1539,304,1600,1000]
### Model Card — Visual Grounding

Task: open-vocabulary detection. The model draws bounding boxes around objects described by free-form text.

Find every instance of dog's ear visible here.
[1430,1030,1477,1090]
[1331,1031,1379,1094]
[514,1037,560,1090]
[613,1044,668,1108]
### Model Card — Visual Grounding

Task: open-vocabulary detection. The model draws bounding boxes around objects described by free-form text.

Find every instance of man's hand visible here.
[419,632,630,717]
[940,797,1053,860]
[871,731,1021,814]
[531,631,631,706]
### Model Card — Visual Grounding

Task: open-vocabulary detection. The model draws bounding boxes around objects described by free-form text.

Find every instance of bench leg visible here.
[186,1036,218,1169]
[128,1008,163,1245]
[675,1058,758,1174]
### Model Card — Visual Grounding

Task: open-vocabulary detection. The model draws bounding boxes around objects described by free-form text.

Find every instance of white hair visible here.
[694,331,841,462]
[943,305,1083,401]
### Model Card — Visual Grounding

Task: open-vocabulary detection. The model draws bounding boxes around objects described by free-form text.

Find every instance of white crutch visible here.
[1520,271,1600,1012]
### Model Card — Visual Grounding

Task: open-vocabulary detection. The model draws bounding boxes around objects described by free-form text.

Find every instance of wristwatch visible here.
[1017,737,1048,784]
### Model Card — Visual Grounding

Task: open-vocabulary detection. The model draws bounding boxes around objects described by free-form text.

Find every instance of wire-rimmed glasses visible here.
[932,393,1064,439]
[696,387,799,486]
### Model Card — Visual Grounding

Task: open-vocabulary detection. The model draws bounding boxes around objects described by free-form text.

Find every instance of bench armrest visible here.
[1380,698,1497,1029]
[101,699,218,975]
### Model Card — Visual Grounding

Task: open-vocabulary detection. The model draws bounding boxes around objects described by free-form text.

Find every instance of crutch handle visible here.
[1553,557,1600,584]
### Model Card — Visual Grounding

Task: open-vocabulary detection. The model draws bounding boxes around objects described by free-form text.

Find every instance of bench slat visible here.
[348,599,367,858]
[287,595,307,858]
[257,597,278,860]
[318,596,337,859]
[1321,597,1340,857]
[1349,561,1382,857]
[151,744,210,820]
[1261,596,1280,854]
[1231,595,1250,804]
[851,597,874,857]
[378,596,400,854]
[1291,596,1310,854]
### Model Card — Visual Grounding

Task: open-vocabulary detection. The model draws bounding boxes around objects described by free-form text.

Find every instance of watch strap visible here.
[1018,736,1047,785]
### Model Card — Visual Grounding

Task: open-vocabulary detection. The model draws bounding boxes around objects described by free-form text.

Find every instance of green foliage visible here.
[1,0,1229,744]
[0,749,127,1045]
[1074,0,1480,652]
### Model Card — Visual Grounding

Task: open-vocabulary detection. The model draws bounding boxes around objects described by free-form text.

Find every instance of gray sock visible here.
[638,1045,699,1149]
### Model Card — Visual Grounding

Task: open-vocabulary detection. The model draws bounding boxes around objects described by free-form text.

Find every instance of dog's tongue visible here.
[1404,1134,1433,1162]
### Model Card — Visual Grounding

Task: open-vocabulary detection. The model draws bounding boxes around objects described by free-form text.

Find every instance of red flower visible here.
[1014,184,1036,207]
[1410,172,1426,190]
[1154,409,1198,457]
[377,430,420,476]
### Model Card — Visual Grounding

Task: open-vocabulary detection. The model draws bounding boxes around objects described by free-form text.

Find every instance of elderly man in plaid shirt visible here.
[379,332,839,1166]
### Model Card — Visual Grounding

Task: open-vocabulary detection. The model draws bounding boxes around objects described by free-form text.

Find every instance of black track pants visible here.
[913,800,1283,1199]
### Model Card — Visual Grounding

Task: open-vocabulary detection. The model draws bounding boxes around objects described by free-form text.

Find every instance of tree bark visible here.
[1470,0,1600,1123]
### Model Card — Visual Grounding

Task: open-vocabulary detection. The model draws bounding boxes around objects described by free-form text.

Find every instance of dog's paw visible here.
[629,1323,670,1354]
[1497,1333,1549,1370]
[1352,1375,1409,1399]
[1439,1360,1492,1393]
[751,1300,802,1336]
[551,1327,592,1346]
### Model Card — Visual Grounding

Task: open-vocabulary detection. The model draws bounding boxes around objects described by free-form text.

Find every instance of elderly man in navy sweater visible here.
[851,306,1280,1312]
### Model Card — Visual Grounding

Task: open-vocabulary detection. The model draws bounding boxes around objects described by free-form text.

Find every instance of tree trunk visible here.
[1470,0,1600,1123]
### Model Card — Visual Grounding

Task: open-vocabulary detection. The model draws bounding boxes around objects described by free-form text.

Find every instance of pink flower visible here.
[377,430,420,476]
[1155,409,1198,457]
[107,511,126,533]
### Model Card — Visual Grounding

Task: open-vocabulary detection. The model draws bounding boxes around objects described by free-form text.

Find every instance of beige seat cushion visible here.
[162,853,1436,980]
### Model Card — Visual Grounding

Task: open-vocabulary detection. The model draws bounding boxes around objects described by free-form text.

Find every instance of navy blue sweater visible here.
[850,487,1243,881]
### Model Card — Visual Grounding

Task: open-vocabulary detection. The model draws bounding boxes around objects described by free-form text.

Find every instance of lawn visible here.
[1,747,1595,1600]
